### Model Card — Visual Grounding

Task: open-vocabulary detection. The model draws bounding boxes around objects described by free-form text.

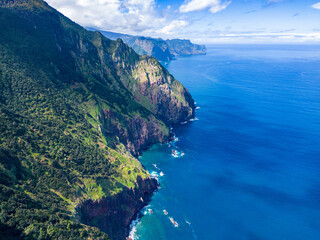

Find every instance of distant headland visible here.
[88,28,206,62]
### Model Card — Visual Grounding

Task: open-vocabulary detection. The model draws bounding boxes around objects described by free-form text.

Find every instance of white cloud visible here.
[179,0,231,13]
[45,0,171,35]
[157,20,189,35]
[311,2,320,9]
[43,0,320,44]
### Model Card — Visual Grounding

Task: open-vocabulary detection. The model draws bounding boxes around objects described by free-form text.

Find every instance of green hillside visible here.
[0,0,194,239]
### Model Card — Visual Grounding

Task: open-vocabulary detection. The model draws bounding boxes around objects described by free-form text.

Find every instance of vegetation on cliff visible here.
[0,0,195,239]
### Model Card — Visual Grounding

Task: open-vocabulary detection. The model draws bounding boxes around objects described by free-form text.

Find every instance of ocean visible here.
[130,45,320,240]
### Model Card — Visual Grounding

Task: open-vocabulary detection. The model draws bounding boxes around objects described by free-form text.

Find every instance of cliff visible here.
[0,0,194,239]
[77,176,158,240]
[95,29,206,62]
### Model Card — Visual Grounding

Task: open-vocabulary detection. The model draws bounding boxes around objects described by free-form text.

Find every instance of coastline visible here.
[75,107,196,240]
[126,111,198,240]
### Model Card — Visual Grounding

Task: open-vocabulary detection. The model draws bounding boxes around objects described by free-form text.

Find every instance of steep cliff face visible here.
[107,39,195,125]
[77,176,158,240]
[0,0,194,239]
[131,56,195,124]
[98,108,168,156]
[87,36,194,154]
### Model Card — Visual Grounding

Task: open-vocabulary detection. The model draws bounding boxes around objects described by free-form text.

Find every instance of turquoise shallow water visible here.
[130,45,320,240]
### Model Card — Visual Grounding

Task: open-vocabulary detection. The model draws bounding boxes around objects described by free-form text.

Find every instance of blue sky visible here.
[45,0,320,44]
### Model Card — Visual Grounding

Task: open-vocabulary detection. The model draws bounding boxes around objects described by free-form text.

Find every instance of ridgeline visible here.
[94,29,206,62]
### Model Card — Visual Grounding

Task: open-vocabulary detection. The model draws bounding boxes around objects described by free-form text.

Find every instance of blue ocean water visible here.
[131,45,320,240]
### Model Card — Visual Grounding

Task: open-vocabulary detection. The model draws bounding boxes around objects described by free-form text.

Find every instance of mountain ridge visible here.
[91,29,206,62]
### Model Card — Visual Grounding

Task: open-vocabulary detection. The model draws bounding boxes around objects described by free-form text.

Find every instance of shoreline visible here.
[78,101,197,240]
[126,113,197,239]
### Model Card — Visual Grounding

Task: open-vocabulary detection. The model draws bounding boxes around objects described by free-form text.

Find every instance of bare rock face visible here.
[77,176,158,240]
[132,56,195,124]
[108,40,195,125]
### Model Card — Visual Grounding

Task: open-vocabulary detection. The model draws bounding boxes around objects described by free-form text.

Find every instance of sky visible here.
[45,0,320,44]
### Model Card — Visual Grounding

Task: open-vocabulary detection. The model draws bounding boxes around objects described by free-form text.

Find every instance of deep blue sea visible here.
[130,45,320,240]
